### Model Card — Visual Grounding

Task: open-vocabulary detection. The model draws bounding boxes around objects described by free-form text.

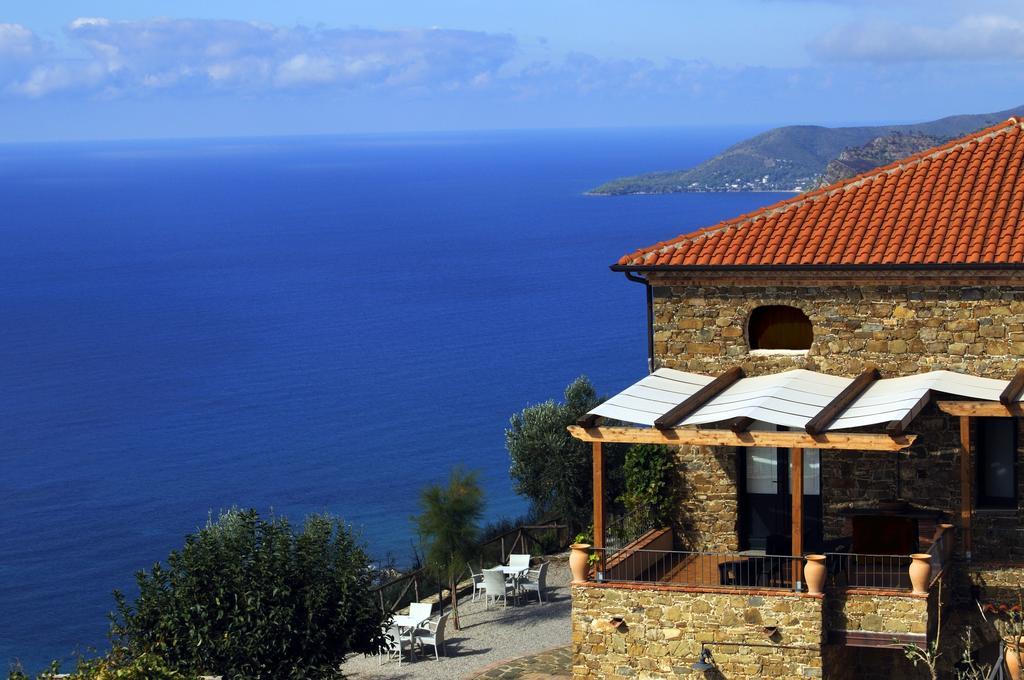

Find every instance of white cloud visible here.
[2,18,518,98]
[811,14,1024,62]
[0,23,47,61]
[7,61,108,98]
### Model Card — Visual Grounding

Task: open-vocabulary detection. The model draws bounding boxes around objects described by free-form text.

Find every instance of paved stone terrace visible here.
[468,646,571,679]
[343,558,572,680]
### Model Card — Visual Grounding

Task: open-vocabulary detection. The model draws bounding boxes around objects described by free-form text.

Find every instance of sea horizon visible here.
[0,126,790,670]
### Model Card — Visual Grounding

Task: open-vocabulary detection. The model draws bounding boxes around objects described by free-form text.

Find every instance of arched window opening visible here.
[748,305,812,351]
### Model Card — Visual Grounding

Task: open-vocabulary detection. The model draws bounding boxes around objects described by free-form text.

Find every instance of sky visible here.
[2,0,1024,141]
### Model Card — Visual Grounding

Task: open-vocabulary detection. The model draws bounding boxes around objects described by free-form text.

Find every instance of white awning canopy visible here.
[585,367,1016,433]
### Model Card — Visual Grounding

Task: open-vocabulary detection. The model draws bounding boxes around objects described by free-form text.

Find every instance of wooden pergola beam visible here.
[938,401,1024,417]
[653,366,744,430]
[886,390,932,436]
[592,441,605,561]
[791,447,804,585]
[959,416,973,560]
[567,425,916,451]
[1000,367,1024,405]
[805,367,880,436]
[729,416,754,433]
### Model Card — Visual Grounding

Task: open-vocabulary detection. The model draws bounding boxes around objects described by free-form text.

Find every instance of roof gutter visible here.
[623,271,655,374]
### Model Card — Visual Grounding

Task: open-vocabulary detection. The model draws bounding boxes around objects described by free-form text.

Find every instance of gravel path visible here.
[343,557,572,680]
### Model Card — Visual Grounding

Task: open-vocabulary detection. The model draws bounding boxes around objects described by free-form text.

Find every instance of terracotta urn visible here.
[569,543,592,583]
[803,554,827,595]
[1006,636,1024,680]
[937,523,955,559]
[909,554,932,594]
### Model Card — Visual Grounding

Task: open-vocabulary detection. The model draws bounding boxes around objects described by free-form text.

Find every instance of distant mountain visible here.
[818,133,945,187]
[588,105,1024,195]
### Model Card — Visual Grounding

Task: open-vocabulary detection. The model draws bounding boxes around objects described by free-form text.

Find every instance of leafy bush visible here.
[505,377,625,532]
[110,509,384,679]
[8,651,197,680]
[618,444,678,539]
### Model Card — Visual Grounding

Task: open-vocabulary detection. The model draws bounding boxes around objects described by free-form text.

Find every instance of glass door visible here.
[739,424,823,553]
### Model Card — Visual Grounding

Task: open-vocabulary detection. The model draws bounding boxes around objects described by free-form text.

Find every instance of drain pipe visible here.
[623,271,654,374]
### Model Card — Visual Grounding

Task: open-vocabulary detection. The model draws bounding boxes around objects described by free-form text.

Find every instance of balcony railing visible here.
[824,552,912,590]
[591,547,804,591]
[588,540,952,594]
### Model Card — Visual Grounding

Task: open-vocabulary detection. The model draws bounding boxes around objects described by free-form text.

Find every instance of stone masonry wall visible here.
[647,277,1024,378]
[571,584,824,679]
[967,563,1024,604]
[819,403,962,540]
[824,590,929,636]
[672,445,740,551]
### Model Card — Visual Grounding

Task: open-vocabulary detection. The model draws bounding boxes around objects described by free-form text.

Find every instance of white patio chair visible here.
[378,623,412,666]
[414,612,449,660]
[483,568,515,609]
[508,553,532,570]
[468,562,486,601]
[520,561,548,604]
[408,601,432,626]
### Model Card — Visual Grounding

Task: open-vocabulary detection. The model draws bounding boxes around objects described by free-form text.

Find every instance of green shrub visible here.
[8,651,197,680]
[618,444,677,539]
[110,509,384,679]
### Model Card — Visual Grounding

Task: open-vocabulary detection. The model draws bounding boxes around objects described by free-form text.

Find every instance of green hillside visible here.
[589,105,1024,195]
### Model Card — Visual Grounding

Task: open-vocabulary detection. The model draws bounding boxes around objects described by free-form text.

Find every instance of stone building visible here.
[569,119,1024,678]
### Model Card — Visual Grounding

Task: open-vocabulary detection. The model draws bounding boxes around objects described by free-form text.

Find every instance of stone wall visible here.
[967,563,1024,604]
[672,445,740,551]
[824,590,929,636]
[571,583,824,679]
[819,403,962,540]
[647,275,1024,378]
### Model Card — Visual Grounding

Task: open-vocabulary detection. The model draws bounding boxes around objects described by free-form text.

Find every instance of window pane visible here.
[981,419,1015,500]
[786,448,820,495]
[746,448,778,494]
[805,449,821,496]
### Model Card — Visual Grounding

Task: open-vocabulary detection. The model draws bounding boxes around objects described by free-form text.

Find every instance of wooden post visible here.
[791,448,804,588]
[592,441,605,572]
[959,416,972,560]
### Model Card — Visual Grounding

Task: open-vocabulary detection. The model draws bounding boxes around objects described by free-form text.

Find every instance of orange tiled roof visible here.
[616,119,1024,269]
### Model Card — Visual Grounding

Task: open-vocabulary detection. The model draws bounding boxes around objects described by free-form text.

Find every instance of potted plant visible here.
[570,532,593,583]
[984,600,1024,680]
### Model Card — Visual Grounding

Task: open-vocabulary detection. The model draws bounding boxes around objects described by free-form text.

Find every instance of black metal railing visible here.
[605,509,657,551]
[591,547,803,591]
[824,552,912,590]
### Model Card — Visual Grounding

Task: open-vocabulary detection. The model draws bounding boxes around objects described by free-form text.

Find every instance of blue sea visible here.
[0,126,789,669]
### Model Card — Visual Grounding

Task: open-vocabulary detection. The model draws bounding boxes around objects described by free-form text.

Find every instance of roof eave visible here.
[610,262,1024,273]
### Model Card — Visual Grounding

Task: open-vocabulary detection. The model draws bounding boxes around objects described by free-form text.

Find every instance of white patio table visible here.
[491,564,529,601]
[392,613,429,660]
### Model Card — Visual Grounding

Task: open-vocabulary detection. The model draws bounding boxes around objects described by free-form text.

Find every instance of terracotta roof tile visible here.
[616,119,1024,268]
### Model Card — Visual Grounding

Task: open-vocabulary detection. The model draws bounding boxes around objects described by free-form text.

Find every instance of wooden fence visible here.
[369,518,568,615]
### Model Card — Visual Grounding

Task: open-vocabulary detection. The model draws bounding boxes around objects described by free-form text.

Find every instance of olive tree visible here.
[505,376,625,533]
